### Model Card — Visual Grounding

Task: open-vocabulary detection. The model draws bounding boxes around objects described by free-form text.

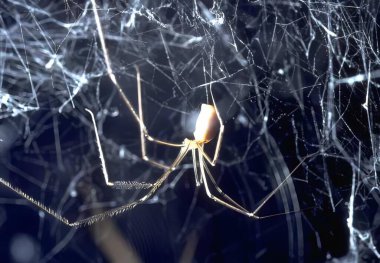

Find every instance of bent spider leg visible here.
[86,108,151,189]
[199,154,257,218]
[208,86,224,166]
[135,65,184,170]
[90,0,141,126]
[197,145,213,165]
[91,5,181,169]
[201,156,248,212]
[0,144,190,227]
[198,149,249,213]
[69,143,190,227]
[202,150,319,219]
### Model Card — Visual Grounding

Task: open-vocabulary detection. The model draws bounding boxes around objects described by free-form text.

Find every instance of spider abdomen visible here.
[193,104,219,143]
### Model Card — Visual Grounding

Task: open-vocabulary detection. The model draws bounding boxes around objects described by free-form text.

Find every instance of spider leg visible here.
[197,150,255,218]
[91,1,181,167]
[69,144,189,227]
[86,108,152,189]
[201,158,248,212]
[192,149,202,186]
[0,177,72,225]
[197,146,213,165]
[200,165,257,218]
[90,0,141,128]
[200,149,319,219]
[206,86,225,166]
[248,152,319,218]
[0,144,190,227]
[135,65,184,170]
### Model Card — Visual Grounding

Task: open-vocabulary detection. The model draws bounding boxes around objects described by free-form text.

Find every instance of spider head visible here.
[193,104,219,143]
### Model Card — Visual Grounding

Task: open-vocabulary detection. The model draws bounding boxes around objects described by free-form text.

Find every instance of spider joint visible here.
[248,213,259,219]
[146,135,154,141]
[208,194,216,200]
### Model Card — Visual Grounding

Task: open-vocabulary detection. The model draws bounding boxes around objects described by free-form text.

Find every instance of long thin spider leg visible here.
[70,144,190,227]
[135,65,183,170]
[198,149,250,213]
[250,152,319,217]
[197,145,213,165]
[201,151,319,219]
[0,177,71,225]
[91,0,181,165]
[86,108,151,189]
[208,86,224,166]
[199,152,257,218]
[90,0,140,125]
[201,155,248,212]
[192,149,201,187]
[0,144,190,227]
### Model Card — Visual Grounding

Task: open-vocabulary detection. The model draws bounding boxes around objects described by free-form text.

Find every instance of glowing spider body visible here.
[193,104,219,143]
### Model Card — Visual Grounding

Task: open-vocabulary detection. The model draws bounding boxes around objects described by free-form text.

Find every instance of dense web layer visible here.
[0,0,380,262]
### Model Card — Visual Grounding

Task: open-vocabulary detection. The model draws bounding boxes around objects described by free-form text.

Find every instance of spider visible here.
[0,67,298,227]
[0,0,312,227]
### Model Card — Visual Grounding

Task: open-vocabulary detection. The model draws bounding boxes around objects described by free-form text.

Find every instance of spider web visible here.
[0,0,379,262]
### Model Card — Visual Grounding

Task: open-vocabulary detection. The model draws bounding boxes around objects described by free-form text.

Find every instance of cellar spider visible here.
[0,67,299,227]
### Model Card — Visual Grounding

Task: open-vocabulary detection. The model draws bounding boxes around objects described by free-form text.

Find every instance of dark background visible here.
[0,0,379,262]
